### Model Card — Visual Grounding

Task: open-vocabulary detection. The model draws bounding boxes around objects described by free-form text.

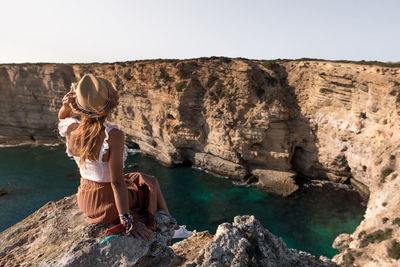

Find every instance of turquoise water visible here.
[0,145,365,258]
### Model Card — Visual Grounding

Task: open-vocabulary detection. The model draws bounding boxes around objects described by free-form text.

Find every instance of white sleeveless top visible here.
[58,117,128,183]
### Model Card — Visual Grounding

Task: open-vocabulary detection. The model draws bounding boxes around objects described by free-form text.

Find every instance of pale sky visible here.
[0,0,399,63]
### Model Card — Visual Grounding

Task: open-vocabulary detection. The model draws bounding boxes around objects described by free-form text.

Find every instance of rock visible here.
[0,195,338,267]
[333,171,400,267]
[0,194,177,267]
[0,187,7,196]
[350,177,370,199]
[193,152,248,180]
[332,233,352,251]
[252,168,299,196]
[170,230,214,266]
[172,215,336,267]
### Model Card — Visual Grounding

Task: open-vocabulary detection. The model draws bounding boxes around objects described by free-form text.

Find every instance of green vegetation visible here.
[392,173,398,181]
[359,112,367,119]
[222,91,231,99]
[266,75,278,86]
[359,228,392,248]
[388,240,400,259]
[262,60,280,70]
[390,154,396,161]
[383,202,388,207]
[383,217,389,224]
[393,218,400,227]
[381,168,394,183]
[343,250,355,266]
[259,58,400,68]
[256,89,265,98]
[356,251,363,257]
[358,231,367,239]
[2,56,399,68]
[175,81,187,92]
[265,95,277,105]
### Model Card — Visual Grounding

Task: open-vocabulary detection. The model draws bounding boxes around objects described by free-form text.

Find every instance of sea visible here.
[0,144,366,258]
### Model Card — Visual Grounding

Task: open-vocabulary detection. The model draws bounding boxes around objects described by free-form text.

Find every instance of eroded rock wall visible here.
[1,58,400,265]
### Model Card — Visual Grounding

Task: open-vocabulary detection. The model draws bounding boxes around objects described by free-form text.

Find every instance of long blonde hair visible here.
[70,115,107,168]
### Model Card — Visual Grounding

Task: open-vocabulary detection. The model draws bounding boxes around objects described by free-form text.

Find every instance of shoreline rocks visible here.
[0,195,336,266]
[172,215,336,267]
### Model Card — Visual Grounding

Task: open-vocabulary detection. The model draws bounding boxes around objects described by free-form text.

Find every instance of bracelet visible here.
[119,213,135,233]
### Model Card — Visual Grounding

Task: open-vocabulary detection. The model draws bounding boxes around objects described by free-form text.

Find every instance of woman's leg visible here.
[150,176,181,229]
[153,177,170,215]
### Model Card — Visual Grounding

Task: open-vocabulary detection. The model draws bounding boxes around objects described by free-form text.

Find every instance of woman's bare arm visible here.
[108,129,152,240]
[108,129,130,215]
[58,87,76,120]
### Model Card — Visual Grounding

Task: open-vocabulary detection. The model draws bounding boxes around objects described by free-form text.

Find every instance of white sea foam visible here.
[127,148,141,154]
[0,142,62,148]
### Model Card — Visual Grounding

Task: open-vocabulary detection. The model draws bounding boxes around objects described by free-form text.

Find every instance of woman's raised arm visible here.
[58,86,76,120]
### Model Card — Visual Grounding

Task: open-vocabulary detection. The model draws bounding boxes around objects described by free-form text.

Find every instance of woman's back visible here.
[58,118,128,183]
[69,123,109,162]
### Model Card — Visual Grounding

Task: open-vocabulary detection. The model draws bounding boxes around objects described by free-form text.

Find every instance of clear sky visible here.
[0,0,399,63]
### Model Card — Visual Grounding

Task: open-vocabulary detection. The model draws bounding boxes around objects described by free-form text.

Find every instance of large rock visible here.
[172,215,336,267]
[0,194,177,267]
[252,168,298,196]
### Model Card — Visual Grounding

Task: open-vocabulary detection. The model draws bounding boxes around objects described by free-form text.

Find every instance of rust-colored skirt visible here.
[77,172,168,231]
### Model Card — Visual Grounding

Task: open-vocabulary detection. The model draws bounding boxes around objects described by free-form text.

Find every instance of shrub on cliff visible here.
[359,228,393,248]
[388,240,400,260]
[175,81,187,92]
[381,168,394,183]
[262,60,279,70]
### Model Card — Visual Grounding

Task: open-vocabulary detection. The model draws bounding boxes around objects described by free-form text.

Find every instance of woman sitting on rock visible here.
[57,74,192,240]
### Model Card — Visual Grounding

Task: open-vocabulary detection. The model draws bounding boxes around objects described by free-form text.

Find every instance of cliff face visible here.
[0,58,399,265]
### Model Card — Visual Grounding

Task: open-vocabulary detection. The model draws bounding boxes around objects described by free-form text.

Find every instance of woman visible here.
[57,74,192,240]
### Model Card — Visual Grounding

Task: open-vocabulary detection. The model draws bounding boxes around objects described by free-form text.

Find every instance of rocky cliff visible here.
[0,195,334,267]
[0,57,399,265]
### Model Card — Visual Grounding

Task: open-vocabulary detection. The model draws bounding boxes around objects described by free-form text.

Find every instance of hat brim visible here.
[70,78,119,118]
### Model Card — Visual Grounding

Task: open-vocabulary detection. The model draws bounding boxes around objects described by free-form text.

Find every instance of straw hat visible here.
[70,74,119,118]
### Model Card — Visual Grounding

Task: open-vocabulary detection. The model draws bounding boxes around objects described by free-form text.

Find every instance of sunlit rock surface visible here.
[0,195,177,266]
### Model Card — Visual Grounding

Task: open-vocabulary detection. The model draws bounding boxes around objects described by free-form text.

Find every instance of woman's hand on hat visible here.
[62,88,76,107]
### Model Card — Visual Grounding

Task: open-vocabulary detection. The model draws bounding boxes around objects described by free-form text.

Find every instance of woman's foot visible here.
[173,225,193,239]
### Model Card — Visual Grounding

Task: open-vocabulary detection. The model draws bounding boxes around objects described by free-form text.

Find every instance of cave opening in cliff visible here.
[290,146,310,184]
[126,141,140,150]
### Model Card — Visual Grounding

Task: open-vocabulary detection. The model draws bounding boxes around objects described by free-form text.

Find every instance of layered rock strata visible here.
[0,58,399,265]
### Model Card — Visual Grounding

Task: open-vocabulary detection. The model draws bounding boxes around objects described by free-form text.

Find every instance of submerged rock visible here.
[0,194,177,267]
[252,168,299,197]
[172,215,336,267]
[0,187,7,196]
